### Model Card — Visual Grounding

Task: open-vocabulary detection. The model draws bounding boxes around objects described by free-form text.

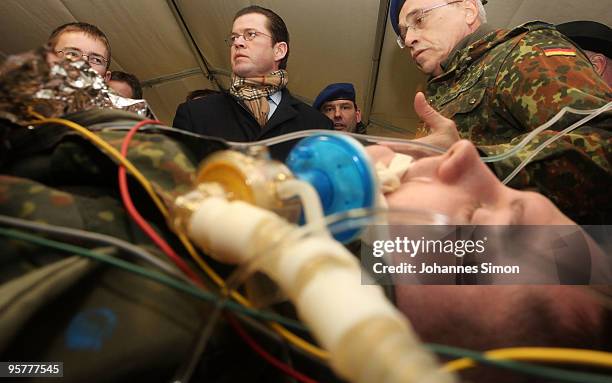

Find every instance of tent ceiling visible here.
[1,0,610,135]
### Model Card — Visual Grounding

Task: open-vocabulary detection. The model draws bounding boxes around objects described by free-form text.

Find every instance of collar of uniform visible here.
[440,23,498,73]
[459,22,547,65]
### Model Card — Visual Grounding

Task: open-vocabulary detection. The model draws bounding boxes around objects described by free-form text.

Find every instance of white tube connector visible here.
[188,197,285,264]
[185,197,456,383]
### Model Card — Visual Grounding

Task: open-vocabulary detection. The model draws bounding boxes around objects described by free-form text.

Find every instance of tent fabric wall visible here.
[1,0,611,132]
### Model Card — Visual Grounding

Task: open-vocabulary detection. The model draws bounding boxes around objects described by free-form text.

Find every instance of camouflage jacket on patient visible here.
[0,113,212,240]
[426,21,612,223]
[0,113,307,383]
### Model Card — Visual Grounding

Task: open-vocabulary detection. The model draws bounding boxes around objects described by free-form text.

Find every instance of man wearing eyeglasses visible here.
[173,5,332,161]
[47,22,112,81]
[389,0,612,224]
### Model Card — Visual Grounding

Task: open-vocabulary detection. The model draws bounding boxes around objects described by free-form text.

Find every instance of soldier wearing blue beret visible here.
[313,83,366,134]
[557,21,612,86]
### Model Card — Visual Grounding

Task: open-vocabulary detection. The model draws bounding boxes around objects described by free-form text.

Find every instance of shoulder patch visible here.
[542,47,576,57]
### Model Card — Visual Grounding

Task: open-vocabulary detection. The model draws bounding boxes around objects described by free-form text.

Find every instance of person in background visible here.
[172,5,332,160]
[388,0,612,224]
[47,22,111,81]
[108,71,143,99]
[313,83,367,134]
[556,20,612,87]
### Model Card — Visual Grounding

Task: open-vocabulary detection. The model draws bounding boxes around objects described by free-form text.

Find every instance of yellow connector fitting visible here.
[195,146,300,220]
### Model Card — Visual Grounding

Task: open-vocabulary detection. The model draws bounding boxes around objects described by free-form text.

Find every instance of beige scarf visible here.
[229,70,288,127]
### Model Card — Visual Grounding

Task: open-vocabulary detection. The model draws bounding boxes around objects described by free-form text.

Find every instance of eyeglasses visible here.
[225,29,273,46]
[397,0,464,48]
[55,48,108,67]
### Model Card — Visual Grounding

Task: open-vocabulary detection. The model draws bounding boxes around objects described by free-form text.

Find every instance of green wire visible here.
[427,344,612,383]
[0,227,307,331]
[3,227,612,383]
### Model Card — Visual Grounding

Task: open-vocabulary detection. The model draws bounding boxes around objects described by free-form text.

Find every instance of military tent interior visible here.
[1,0,610,137]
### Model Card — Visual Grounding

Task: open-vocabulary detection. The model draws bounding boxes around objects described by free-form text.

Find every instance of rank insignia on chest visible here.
[542,47,576,57]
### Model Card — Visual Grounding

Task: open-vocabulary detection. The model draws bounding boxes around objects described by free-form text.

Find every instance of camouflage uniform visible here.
[0,44,342,382]
[426,22,612,223]
[0,112,338,382]
[355,121,368,135]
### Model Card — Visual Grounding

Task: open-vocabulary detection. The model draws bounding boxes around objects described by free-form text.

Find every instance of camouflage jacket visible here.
[426,22,612,223]
[0,114,199,382]
[0,112,335,382]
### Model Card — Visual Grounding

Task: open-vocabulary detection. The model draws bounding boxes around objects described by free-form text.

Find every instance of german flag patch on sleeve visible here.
[542,47,577,57]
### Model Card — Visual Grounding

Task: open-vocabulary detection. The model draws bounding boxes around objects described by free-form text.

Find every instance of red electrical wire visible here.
[118,119,205,287]
[226,314,320,383]
[119,121,318,383]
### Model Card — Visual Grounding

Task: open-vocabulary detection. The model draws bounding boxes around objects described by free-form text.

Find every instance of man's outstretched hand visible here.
[413,91,460,150]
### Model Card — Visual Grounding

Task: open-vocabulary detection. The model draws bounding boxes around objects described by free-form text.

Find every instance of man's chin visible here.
[231,64,254,78]
[415,63,434,76]
[413,59,438,76]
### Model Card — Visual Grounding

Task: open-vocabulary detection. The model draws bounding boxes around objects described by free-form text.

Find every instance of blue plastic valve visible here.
[286,134,377,242]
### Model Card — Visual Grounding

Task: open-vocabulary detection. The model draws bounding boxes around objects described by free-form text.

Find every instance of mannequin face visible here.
[369,140,574,225]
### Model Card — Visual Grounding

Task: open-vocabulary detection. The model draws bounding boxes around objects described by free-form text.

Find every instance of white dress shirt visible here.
[267,91,282,119]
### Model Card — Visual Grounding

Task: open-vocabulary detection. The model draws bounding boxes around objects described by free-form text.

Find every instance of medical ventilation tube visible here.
[189,134,377,242]
[171,194,456,383]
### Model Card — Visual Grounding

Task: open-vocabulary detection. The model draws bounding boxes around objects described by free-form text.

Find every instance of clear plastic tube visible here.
[276,179,326,227]
[483,101,612,164]
[226,102,610,165]
[98,101,610,173]
[228,129,448,156]
[98,125,448,157]
[501,101,612,184]
[96,103,611,228]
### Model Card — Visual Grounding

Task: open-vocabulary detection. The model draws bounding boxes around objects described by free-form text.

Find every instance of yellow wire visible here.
[28,115,612,366]
[443,347,612,372]
[28,113,330,361]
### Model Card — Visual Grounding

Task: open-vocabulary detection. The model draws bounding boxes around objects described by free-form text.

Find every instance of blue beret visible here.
[313,83,356,111]
[390,0,406,37]
[390,0,488,37]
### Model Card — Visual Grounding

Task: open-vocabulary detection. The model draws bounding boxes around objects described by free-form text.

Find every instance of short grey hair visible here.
[475,0,487,23]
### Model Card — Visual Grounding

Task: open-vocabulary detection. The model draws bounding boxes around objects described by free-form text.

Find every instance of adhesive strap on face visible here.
[375,153,414,194]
